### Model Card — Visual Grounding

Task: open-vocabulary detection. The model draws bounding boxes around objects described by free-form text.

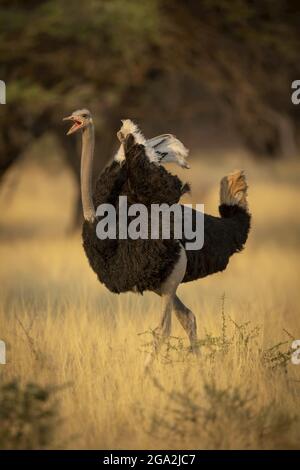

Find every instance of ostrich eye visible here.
[82,114,87,118]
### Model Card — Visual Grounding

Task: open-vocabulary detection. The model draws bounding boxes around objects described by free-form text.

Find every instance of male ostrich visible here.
[63,109,251,365]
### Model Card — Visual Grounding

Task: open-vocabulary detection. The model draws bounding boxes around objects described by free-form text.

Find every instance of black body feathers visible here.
[82,135,251,294]
[182,206,250,283]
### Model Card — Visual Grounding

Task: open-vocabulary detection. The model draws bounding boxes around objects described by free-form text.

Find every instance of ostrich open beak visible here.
[63,115,84,135]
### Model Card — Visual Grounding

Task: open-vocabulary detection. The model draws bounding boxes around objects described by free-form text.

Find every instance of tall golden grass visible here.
[0,150,299,449]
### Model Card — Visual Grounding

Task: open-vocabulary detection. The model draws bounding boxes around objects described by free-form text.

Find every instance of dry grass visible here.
[0,150,300,449]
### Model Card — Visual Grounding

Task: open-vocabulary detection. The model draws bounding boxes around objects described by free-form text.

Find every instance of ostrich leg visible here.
[145,244,187,370]
[173,295,198,353]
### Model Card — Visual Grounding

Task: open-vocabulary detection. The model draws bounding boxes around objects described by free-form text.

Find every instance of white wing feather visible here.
[114,120,190,169]
[147,134,190,168]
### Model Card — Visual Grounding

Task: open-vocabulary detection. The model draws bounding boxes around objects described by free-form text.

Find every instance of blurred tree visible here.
[0,0,161,226]
[159,0,299,157]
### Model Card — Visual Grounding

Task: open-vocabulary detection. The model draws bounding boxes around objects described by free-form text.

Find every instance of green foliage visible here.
[0,0,298,167]
[0,380,62,449]
[1,0,297,112]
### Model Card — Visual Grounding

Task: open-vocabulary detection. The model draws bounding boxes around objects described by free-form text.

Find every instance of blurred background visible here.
[1,0,300,450]
[0,0,299,231]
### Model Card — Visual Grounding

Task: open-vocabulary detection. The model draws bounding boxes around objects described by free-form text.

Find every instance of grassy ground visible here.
[0,150,300,449]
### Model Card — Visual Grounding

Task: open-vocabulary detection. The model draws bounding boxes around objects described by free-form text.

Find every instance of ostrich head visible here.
[63,109,92,135]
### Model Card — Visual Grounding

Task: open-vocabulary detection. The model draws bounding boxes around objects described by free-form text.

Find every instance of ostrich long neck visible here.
[81,123,95,222]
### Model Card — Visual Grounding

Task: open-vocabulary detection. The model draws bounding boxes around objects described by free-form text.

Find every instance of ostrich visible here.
[63,109,251,365]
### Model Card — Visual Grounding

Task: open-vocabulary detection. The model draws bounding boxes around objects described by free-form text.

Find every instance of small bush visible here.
[147,378,298,449]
